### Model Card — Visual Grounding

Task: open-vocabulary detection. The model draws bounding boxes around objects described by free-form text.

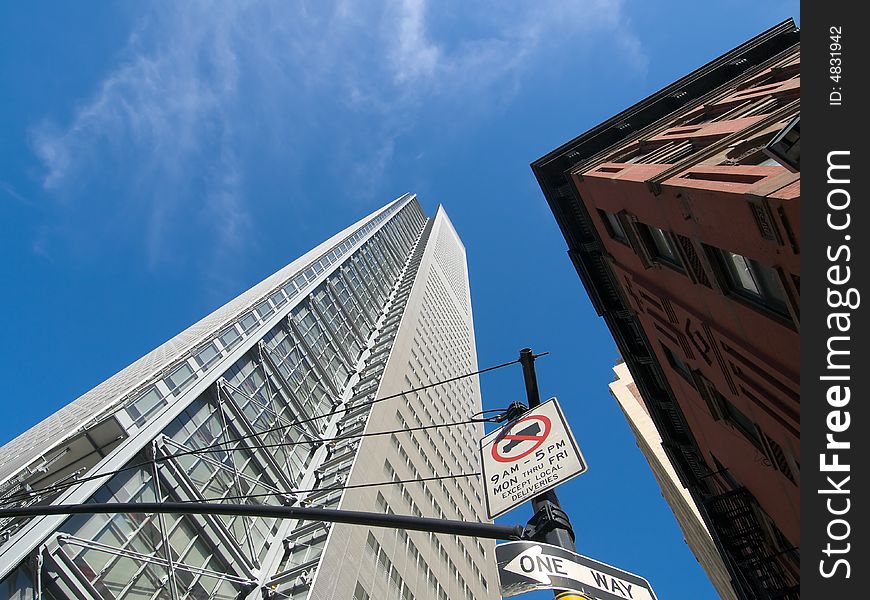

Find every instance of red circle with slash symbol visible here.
[491,415,552,463]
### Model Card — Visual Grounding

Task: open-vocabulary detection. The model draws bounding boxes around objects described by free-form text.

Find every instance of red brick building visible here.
[533,20,800,600]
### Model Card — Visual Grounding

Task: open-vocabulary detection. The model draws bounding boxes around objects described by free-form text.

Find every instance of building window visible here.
[704,385,765,452]
[638,224,683,268]
[165,361,195,394]
[127,387,166,424]
[598,210,628,243]
[693,373,782,463]
[708,247,790,317]
[353,582,371,600]
[661,344,693,383]
[764,115,800,172]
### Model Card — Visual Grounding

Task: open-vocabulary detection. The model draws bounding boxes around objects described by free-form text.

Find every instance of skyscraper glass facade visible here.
[0,195,497,600]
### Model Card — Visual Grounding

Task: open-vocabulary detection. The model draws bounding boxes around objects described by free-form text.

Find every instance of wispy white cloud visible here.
[0,179,35,207]
[30,0,645,281]
[379,0,648,97]
[390,0,441,84]
[32,0,248,268]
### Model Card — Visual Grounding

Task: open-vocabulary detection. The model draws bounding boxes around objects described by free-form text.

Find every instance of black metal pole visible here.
[0,502,525,541]
[519,348,578,598]
[519,348,542,407]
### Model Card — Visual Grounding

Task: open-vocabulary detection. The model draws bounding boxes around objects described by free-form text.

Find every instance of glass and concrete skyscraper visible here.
[0,195,498,600]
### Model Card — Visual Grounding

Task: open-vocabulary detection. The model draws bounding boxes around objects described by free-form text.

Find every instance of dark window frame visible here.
[637,223,685,271]
[718,392,765,452]
[660,343,693,384]
[691,372,763,453]
[597,209,629,245]
[705,245,792,320]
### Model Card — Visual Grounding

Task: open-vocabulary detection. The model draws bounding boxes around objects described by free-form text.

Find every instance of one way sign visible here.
[496,541,658,600]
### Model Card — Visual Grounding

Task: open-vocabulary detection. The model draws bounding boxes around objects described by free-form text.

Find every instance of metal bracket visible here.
[494,401,528,424]
[522,501,576,543]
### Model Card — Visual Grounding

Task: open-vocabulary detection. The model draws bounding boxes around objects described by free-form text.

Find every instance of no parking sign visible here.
[491,413,551,463]
[480,398,587,519]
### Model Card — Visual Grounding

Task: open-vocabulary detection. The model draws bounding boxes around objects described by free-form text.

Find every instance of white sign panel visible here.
[480,398,587,519]
[497,541,658,600]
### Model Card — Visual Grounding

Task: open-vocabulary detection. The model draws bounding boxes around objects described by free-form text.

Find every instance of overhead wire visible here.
[0,356,521,508]
[168,417,493,458]
[204,355,522,451]
[187,471,481,505]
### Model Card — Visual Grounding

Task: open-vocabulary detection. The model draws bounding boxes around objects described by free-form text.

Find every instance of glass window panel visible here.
[649,226,680,264]
[271,290,287,307]
[210,577,242,600]
[240,312,258,332]
[173,568,197,597]
[128,388,165,423]
[753,258,789,305]
[0,565,35,600]
[122,564,170,600]
[600,210,627,241]
[725,251,760,293]
[219,326,241,350]
[256,301,274,319]
[196,343,220,369]
[716,248,790,316]
[168,519,196,558]
[166,362,195,393]
[178,532,212,568]
[354,582,371,600]
[99,555,162,599]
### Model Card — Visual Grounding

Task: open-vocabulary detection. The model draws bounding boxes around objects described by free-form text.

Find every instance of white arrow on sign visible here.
[504,545,655,600]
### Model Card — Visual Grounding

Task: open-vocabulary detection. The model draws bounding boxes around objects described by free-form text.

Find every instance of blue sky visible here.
[1,1,798,598]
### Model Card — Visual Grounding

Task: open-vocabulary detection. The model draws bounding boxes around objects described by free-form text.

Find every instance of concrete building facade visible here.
[532,20,800,600]
[609,361,738,600]
[0,195,498,600]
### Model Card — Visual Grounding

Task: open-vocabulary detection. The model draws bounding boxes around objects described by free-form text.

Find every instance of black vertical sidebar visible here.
[801,3,867,597]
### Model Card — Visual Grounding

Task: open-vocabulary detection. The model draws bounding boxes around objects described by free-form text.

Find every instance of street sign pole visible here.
[0,502,526,541]
[519,348,578,599]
